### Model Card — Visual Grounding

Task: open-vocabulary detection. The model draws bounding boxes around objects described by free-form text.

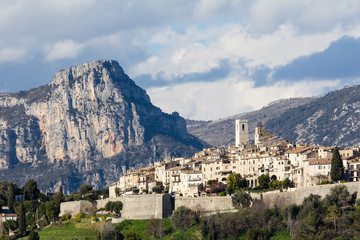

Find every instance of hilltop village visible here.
[109,119,360,198]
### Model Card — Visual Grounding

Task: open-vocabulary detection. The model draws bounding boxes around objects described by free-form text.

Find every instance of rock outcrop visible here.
[0,60,203,192]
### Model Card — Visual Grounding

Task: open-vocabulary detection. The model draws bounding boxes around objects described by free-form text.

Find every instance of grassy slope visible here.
[37,217,291,240]
[38,219,97,240]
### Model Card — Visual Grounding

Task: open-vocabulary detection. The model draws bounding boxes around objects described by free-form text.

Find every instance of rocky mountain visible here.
[187,97,316,146]
[266,85,360,147]
[0,60,204,193]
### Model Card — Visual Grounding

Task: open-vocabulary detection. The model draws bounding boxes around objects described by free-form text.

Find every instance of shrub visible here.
[76,212,86,218]
[219,191,226,196]
[232,190,252,209]
[91,216,99,222]
[152,185,164,194]
[171,206,199,231]
[61,213,72,221]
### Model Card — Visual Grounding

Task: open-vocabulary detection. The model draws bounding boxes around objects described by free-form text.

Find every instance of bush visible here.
[152,185,164,194]
[73,217,81,223]
[76,212,86,218]
[61,213,72,221]
[219,191,226,196]
[232,190,252,209]
[124,232,141,240]
[246,228,271,240]
[171,206,199,231]
[105,201,123,215]
[91,216,99,222]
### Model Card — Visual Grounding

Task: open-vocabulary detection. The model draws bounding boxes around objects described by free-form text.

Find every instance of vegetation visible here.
[226,173,247,194]
[105,201,123,215]
[152,185,164,194]
[0,179,110,238]
[331,148,344,182]
[258,174,271,189]
[232,190,252,209]
[170,206,199,231]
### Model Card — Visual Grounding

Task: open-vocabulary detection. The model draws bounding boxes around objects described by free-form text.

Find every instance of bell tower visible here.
[235,119,249,147]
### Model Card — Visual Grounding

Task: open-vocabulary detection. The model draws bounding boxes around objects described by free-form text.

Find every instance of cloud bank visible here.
[0,0,360,120]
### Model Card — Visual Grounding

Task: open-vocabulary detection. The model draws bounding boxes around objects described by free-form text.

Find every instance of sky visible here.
[1,0,360,120]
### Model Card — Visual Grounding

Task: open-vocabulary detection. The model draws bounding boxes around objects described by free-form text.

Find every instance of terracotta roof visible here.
[286,148,309,154]
[309,158,331,165]
[181,170,202,174]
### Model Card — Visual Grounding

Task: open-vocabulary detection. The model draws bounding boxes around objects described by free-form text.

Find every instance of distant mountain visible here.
[187,97,316,146]
[266,85,360,147]
[0,60,204,193]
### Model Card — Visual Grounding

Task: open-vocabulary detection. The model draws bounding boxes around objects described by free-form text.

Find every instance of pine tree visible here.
[330,148,344,182]
[7,184,15,210]
[19,203,26,235]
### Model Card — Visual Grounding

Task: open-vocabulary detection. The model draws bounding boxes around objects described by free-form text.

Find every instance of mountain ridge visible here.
[0,60,204,192]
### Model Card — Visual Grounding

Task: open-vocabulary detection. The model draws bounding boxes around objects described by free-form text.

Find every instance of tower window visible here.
[242,124,245,131]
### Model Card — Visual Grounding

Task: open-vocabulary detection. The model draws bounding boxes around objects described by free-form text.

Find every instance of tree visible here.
[3,219,17,235]
[115,187,120,197]
[45,201,60,223]
[258,174,270,189]
[28,230,40,240]
[227,174,247,194]
[7,183,15,210]
[53,185,65,204]
[171,206,199,231]
[152,185,164,194]
[105,201,123,215]
[323,185,351,209]
[18,202,26,235]
[298,194,324,236]
[330,148,344,182]
[79,184,93,195]
[145,218,164,239]
[23,180,40,201]
[231,190,252,209]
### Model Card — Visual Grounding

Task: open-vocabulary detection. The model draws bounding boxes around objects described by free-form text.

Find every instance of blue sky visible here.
[1,0,360,120]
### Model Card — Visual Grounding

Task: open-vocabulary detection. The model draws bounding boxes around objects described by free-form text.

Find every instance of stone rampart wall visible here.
[175,196,233,216]
[60,200,93,217]
[61,194,172,219]
[60,182,360,219]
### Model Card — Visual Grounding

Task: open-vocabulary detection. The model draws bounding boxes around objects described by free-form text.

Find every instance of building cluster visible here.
[109,120,360,198]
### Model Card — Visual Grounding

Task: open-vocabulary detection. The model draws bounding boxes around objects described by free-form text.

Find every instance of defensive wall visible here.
[60,194,172,219]
[60,182,360,219]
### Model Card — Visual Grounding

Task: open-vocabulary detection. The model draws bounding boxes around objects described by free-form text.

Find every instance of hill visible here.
[187,97,316,146]
[266,85,360,147]
[0,60,204,192]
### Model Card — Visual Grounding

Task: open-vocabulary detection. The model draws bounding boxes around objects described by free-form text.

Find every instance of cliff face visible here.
[0,60,203,192]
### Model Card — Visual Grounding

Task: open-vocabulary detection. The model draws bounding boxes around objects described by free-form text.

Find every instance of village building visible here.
[109,119,360,197]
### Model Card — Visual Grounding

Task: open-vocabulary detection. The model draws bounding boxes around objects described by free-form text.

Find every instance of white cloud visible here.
[0,48,26,63]
[45,40,84,61]
[147,76,341,120]
[130,23,360,80]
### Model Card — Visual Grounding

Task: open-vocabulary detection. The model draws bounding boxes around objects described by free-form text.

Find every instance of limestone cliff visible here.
[0,60,203,192]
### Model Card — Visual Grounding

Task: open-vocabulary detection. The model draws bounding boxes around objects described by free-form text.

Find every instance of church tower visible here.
[235,119,249,147]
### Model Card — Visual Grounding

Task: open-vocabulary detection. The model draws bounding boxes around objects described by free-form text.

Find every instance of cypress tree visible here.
[19,202,26,235]
[330,148,344,182]
[7,184,15,210]
[54,185,65,204]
